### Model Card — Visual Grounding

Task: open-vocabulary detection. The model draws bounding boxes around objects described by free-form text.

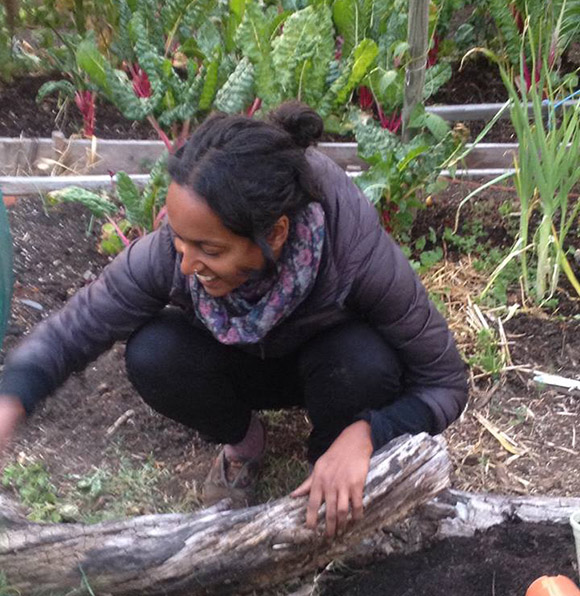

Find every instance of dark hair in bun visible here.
[168,102,323,270]
[268,100,324,148]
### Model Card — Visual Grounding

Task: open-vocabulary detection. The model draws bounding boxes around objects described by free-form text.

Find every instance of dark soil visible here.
[0,74,158,140]
[430,56,508,105]
[322,522,578,596]
[0,64,518,144]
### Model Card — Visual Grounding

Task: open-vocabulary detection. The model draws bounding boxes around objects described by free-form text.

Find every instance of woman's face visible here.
[166,182,286,297]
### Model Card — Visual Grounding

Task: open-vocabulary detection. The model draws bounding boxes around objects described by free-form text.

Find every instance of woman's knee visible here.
[125,311,185,382]
[299,321,403,417]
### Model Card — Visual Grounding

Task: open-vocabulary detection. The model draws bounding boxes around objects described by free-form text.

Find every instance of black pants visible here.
[125,309,403,462]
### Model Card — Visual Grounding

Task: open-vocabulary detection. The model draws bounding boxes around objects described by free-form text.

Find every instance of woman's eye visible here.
[200,245,222,257]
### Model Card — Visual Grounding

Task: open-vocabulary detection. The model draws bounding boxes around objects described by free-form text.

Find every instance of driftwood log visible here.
[0,433,451,596]
[341,488,580,565]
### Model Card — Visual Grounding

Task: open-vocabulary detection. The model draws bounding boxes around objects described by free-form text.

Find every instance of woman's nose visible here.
[179,247,203,276]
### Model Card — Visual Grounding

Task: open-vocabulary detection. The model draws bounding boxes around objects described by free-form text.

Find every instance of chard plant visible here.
[36,31,100,138]
[218,1,378,130]
[48,155,170,255]
[351,0,452,132]
[353,107,460,238]
[75,0,232,151]
[483,0,580,86]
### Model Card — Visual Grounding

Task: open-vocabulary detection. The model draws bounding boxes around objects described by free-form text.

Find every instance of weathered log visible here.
[427,489,580,538]
[340,488,580,565]
[0,433,451,595]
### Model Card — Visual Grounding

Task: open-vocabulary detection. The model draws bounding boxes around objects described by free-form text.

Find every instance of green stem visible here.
[535,213,552,300]
[147,116,174,153]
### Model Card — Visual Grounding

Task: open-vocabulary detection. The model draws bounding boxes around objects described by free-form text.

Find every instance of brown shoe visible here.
[202,449,262,509]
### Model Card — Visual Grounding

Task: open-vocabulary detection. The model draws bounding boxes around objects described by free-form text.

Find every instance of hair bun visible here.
[268,101,323,148]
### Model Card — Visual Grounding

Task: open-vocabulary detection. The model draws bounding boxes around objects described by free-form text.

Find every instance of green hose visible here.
[0,191,14,348]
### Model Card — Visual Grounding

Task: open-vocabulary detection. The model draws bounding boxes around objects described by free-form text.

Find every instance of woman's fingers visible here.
[335,488,350,536]
[323,489,338,537]
[306,483,323,529]
[350,485,364,522]
[290,474,312,498]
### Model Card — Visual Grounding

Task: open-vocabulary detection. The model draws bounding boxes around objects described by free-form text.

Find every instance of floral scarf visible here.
[190,202,325,345]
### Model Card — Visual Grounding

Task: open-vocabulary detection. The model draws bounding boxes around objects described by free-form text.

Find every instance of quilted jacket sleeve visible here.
[0,223,177,414]
[343,195,468,440]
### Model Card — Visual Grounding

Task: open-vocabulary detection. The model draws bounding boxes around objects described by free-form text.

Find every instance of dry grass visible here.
[422,258,580,497]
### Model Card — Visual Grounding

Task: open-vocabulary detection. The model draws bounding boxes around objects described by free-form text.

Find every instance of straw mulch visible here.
[422,258,580,497]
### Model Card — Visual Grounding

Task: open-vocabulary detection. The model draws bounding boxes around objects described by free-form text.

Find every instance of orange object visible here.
[2,195,16,208]
[526,576,580,596]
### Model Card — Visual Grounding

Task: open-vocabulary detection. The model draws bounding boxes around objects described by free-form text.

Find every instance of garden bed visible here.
[320,522,577,596]
[1,181,579,591]
[0,69,526,147]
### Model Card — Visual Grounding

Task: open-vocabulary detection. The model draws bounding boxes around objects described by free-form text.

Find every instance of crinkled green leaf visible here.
[354,159,394,204]
[76,39,111,95]
[199,57,220,111]
[225,0,247,52]
[214,57,255,113]
[422,62,452,101]
[272,6,320,96]
[235,0,271,63]
[36,80,76,103]
[116,172,145,227]
[332,0,359,59]
[318,38,378,117]
[47,187,118,218]
[354,116,399,160]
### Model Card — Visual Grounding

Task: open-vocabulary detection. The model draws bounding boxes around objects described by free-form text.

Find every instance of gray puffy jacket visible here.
[2,149,468,433]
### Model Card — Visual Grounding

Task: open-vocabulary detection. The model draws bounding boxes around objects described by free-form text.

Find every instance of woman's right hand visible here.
[0,395,25,455]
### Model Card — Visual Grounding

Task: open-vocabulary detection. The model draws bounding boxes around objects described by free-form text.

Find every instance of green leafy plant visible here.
[225,1,378,129]
[2,461,62,522]
[70,455,177,522]
[354,0,452,132]
[353,109,460,238]
[477,42,580,304]
[48,154,169,255]
[0,193,13,348]
[76,0,229,150]
[483,0,580,84]
[36,31,100,138]
[469,327,504,378]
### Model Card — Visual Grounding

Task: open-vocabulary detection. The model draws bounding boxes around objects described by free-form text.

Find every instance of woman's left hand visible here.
[291,420,373,538]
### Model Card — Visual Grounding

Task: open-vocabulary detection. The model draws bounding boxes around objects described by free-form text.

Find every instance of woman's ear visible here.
[267,215,290,258]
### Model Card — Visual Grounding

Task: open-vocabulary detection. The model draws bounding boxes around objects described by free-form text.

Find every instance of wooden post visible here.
[402,0,430,142]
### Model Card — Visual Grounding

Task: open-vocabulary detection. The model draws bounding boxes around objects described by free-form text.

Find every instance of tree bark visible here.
[0,433,451,596]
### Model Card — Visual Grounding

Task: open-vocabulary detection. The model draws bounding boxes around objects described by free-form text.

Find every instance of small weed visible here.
[1,453,189,525]
[0,572,19,596]
[2,461,62,522]
[428,289,449,317]
[70,455,177,522]
[508,405,530,428]
[469,328,504,378]
[405,228,444,273]
[444,221,487,255]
